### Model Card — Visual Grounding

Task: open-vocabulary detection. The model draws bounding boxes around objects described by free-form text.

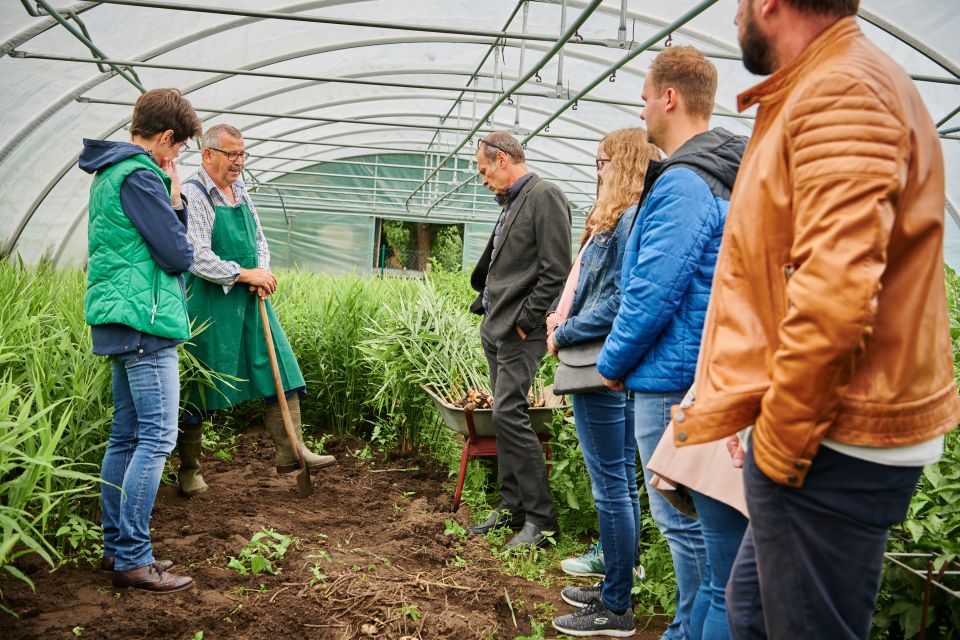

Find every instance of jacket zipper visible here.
[151,270,160,324]
[783,264,795,314]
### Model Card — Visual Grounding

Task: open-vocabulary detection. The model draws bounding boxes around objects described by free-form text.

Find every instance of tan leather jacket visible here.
[672,18,960,486]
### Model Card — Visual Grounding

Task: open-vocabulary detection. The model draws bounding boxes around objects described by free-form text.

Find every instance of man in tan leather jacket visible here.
[673,0,960,637]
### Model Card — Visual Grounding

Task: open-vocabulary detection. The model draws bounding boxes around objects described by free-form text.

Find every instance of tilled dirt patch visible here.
[4,432,665,639]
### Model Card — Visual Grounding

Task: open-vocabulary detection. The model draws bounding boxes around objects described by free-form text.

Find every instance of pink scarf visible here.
[555,236,592,324]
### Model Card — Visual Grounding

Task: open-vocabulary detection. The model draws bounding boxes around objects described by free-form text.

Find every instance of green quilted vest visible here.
[84,154,190,340]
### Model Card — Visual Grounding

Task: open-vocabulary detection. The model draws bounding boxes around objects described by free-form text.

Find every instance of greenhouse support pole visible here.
[403,0,605,213]
[31,0,145,92]
[422,0,722,216]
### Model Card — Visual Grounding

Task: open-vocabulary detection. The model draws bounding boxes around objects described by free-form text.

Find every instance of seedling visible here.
[226,528,298,576]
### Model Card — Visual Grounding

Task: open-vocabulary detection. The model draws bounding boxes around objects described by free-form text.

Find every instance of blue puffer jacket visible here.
[597,128,746,392]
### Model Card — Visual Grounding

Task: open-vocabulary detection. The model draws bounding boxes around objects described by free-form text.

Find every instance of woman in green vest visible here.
[81,88,201,594]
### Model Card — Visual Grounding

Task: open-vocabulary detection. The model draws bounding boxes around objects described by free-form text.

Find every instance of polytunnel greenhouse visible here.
[2,1,959,638]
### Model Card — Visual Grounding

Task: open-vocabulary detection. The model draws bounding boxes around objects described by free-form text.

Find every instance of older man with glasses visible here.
[465,132,572,548]
[176,123,335,497]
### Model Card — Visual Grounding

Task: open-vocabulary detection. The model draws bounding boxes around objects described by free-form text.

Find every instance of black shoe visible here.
[560,582,602,608]
[504,521,557,549]
[552,599,635,637]
[466,509,525,535]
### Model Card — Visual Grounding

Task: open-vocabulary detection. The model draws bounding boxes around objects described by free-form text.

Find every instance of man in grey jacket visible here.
[466,132,572,548]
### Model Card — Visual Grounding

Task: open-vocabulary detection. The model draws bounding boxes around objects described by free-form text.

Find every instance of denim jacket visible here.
[552,204,638,348]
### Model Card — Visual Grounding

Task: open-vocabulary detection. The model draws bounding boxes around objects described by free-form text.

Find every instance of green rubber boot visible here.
[265,395,336,473]
[177,423,208,497]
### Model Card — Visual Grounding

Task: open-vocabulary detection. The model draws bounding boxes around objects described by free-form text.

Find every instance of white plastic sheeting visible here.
[0,0,957,268]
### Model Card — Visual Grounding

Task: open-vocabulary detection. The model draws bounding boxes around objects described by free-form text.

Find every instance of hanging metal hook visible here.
[535,70,542,83]
[572,101,579,111]
[665,32,674,47]
[609,71,617,83]
[573,30,583,43]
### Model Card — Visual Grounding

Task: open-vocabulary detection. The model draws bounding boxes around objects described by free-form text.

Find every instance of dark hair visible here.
[648,46,718,120]
[129,88,202,143]
[785,0,858,15]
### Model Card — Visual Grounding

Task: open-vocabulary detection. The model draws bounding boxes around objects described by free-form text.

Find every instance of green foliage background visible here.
[0,260,957,632]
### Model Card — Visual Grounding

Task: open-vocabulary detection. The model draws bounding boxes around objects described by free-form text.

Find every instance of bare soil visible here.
[4,431,665,639]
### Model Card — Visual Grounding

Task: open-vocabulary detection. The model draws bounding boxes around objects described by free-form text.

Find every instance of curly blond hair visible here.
[582,128,658,244]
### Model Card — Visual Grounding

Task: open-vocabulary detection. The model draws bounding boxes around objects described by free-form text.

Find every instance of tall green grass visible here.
[3,259,957,633]
[0,261,107,613]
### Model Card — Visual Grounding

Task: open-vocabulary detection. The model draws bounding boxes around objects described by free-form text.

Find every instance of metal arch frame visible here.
[85,0,743,56]
[241,133,600,206]
[201,90,611,164]
[75,96,610,140]
[2,2,96,55]
[419,0,723,215]
[421,0,746,159]
[245,121,601,194]
[252,132,599,185]
[1,13,749,185]
[234,146,599,189]
[247,136,596,179]
[44,122,597,264]
[856,7,960,128]
[240,134,596,169]
[243,136,600,203]
[9,0,960,258]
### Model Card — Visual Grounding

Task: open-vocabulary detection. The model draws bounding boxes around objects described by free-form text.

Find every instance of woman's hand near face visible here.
[159,157,182,208]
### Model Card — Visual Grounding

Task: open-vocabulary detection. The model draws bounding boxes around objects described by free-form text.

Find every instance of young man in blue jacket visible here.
[596,47,746,639]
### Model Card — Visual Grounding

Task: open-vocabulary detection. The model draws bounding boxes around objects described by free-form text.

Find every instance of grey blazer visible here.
[470,174,572,342]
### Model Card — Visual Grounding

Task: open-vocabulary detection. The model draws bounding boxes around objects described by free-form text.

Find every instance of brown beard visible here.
[740,5,774,75]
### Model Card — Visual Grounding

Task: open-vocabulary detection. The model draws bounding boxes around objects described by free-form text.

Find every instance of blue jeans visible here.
[100,346,180,571]
[573,389,639,613]
[635,392,707,640]
[727,445,921,640]
[689,490,748,640]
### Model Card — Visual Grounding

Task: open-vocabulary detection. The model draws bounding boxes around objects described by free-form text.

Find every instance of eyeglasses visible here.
[595,157,611,170]
[208,147,249,162]
[476,137,510,156]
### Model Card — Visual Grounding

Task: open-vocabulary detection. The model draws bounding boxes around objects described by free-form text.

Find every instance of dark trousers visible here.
[481,325,556,527]
[727,445,921,640]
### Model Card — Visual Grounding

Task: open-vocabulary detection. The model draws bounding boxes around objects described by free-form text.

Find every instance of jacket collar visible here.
[737,16,860,112]
[489,173,540,267]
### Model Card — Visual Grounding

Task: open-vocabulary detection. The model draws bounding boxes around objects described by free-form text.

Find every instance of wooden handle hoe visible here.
[259,296,313,497]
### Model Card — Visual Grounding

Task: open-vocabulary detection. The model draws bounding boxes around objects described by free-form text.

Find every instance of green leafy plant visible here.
[443,519,467,541]
[226,528,298,576]
[513,618,546,640]
[55,516,103,567]
[872,265,960,638]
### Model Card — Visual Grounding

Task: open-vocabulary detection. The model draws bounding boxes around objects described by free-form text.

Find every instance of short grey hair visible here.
[201,123,243,150]
[478,132,525,163]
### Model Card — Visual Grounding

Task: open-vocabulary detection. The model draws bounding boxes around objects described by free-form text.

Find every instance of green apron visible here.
[183,184,304,413]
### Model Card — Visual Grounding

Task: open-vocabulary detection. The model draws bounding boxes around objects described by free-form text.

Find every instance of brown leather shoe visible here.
[99,557,175,573]
[112,562,193,593]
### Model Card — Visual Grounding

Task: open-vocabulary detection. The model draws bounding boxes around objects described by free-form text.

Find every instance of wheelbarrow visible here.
[421,384,567,511]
